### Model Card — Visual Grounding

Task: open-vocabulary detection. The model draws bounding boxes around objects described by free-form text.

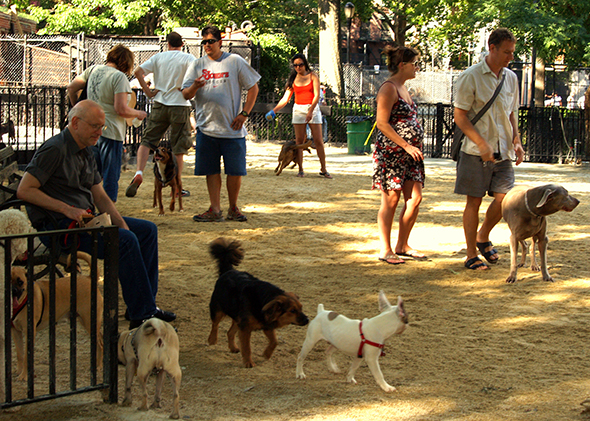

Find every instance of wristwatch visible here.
[240,110,250,118]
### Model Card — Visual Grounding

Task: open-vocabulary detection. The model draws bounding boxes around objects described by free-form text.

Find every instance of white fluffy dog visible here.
[0,209,33,399]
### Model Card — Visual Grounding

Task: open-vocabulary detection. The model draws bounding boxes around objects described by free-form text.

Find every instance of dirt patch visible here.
[5,142,590,420]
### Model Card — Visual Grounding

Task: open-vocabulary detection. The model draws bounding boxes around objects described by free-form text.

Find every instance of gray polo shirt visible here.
[25,128,102,226]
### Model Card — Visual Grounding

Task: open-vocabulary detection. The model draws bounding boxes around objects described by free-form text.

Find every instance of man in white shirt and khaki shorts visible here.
[126,31,196,198]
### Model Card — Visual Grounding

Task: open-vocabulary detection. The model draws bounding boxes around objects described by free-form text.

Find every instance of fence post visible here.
[102,226,119,404]
[434,102,444,158]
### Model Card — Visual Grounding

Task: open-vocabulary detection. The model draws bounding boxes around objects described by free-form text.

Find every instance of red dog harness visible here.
[357,320,385,358]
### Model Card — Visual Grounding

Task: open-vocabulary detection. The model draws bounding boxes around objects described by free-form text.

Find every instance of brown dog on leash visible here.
[11,252,104,380]
[118,318,182,419]
[502,184,579,283]
[275,139,313,175]
[153,145,182,216]
[207,237,309,367]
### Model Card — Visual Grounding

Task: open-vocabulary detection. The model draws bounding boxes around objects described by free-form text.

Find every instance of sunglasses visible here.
[201,39,220,45]
[293,63,305,68]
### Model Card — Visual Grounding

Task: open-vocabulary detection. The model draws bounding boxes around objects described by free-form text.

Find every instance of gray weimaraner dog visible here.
[502,184,579,283]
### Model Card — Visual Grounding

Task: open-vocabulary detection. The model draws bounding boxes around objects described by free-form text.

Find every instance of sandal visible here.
[396,249,427,260]
[465,256,489,270]
[476,241,499,264]
[319,172,333,179]
[379,254,405,265]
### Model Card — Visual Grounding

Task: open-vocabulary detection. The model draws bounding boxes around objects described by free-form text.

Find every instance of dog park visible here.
[2,141,589,420]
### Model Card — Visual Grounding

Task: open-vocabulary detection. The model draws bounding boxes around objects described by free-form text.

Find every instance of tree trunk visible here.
[585,85,590,159]
[318,0,343,97]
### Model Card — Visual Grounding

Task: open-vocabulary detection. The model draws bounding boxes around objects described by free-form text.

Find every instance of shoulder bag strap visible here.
[470,72,506,126]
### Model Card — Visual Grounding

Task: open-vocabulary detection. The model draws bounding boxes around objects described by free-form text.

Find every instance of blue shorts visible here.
[194,130,247,176]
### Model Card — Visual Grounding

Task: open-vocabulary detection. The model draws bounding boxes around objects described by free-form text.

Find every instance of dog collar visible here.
[11,288,45,328]
[130,327,140,360]
[524,190,542,219]
[357,321,385,358]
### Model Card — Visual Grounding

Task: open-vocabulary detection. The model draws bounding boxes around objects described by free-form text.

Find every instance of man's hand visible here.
[146,89,160,99]
[514,142,525,165]
[478,142,494,162]
[231,114,247,131]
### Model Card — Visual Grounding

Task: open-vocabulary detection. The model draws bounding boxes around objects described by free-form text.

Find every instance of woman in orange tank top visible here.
[269,54,331,178]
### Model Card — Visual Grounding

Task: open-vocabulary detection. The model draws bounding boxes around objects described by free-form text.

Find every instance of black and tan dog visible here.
[152,145,182,216]
[11,252,104,380]
[274,139,313,176]
[207,237,309,367]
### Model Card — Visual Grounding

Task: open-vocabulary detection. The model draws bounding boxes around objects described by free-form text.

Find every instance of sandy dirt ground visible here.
[3,141,590,421]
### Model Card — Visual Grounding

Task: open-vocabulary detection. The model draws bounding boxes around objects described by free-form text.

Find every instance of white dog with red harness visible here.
[295,291,407,392]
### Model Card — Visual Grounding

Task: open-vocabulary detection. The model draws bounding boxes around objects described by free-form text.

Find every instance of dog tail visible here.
[209,237,245,275]
[317,303,324,314]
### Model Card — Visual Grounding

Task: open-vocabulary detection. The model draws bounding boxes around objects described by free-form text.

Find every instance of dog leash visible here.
[357,320,385,358]
[12,288,45,328]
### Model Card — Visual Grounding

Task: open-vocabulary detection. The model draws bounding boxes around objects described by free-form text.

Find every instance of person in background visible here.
[182,25,260,222]
[67,44,146,202]
[266,54,332,178]
[373,45,425,265]
[126,31,196,198]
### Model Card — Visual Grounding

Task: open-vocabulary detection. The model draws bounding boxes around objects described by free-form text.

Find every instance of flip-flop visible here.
[319,172,333,179]
[397,250,427,260]
[465,256,489,270]
[379,254,405,265]
[476,241,499,264]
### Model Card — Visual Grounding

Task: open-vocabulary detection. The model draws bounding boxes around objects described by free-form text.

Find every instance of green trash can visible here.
[346,116,373,154]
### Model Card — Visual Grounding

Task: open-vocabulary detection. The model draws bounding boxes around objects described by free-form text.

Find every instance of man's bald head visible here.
[68,100,105,123]
[67,100,106,149]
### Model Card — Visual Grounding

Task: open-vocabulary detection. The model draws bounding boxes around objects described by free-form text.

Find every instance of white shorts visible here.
[292,103,323,125]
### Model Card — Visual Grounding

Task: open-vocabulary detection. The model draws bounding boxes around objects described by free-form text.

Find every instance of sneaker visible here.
[227,206,247,222]
[193,207,224,222]
[125,174,143,197]
[181,189,190,197]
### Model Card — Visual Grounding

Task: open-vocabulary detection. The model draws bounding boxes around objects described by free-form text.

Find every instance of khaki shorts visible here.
[141,103,193,155]
[454,152,514,197]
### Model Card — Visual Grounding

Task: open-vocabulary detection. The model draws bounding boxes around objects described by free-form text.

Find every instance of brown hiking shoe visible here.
[226,206,247,222]
[192,207,224,222]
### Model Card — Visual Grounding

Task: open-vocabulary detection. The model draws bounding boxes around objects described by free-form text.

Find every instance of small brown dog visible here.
[152,145,182,216]
[118,318,181,419]
[502,184,580,283]
[275,139,313,175]
[11,252,103,380]
[207,237,309,367]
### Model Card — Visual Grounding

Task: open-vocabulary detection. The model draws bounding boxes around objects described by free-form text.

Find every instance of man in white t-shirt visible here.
[182,25,260,222]
[126,32,196,198]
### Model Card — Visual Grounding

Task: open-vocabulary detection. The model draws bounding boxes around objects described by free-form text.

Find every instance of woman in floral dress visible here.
[373,45,425,265]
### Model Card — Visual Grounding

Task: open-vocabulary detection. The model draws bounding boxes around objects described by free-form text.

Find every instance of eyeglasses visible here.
[201,39,220,45]
[293,63,305,68]
[78,117,106,132]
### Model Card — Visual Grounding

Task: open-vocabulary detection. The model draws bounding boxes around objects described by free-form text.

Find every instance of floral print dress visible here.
[372,83,425,192]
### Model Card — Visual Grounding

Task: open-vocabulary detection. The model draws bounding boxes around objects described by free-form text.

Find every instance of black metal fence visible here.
[0,86,587,165]
[1,224,119,409]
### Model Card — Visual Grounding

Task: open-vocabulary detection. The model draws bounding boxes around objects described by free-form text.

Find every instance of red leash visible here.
[357,320,385,358]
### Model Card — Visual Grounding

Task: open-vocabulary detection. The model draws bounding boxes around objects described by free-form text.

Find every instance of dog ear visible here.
[262,298,284,323]
[396,296,408,323]
[536,188,555,208]
[378,290,392,312]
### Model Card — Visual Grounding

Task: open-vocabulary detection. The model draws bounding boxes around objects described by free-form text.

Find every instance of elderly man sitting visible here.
[17,100,176,329]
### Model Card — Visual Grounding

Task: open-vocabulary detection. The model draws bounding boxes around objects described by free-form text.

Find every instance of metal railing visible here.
[1,225,119,408]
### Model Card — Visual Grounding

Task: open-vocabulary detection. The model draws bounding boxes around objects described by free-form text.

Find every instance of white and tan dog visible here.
[118,318,182,419]
[296,291,407,392]
[11,251,104,380]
